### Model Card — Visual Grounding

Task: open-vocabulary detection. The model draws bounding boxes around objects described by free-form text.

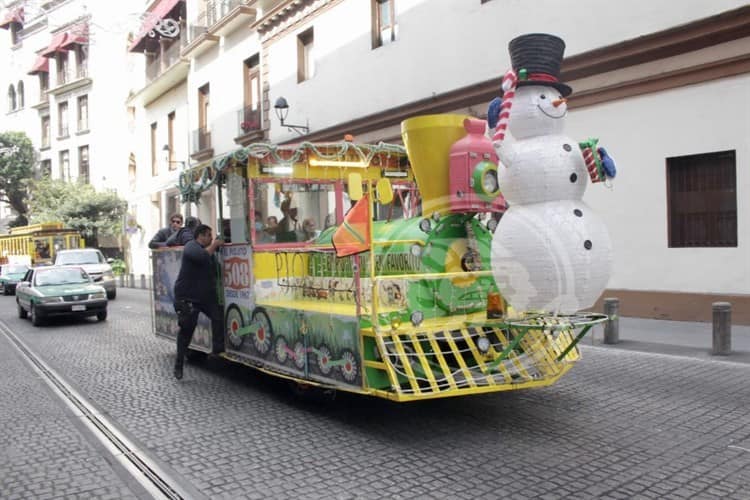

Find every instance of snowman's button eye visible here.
[574,209,583,217]
[570,173,578,183]
[584,240,592,250]
[563,144,572,152]
[540,94,546,99]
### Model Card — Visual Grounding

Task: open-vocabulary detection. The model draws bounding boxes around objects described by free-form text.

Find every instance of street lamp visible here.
[274,97,309,136]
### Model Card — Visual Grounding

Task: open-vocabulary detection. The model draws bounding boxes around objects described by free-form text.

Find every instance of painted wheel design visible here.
[274,335,289,364]
[251,308,273,357]
[316,344,333,376]
[293,341,306,370]
[339,349,359,383]
[225,304,245,349]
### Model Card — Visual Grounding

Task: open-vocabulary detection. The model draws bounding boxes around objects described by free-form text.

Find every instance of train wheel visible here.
[225,304,245,350]
[274,335,289,364]
[293,341,306,370]
[339,349,359,383]
[316,344,333,376]
[251,308,273,357]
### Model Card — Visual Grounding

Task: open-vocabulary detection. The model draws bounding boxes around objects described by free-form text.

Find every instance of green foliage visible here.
[0,131,36,225]
[28,177,127,247]
[110,258,127,276]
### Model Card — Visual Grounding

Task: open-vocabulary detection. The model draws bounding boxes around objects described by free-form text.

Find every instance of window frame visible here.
[58,101,69,138]
[372,0,397,49]
[297,28,314,83]
[78,145,89,183]
[666,150,737,248]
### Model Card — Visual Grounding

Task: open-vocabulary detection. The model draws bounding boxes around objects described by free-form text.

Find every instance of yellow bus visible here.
[0,223,83,265]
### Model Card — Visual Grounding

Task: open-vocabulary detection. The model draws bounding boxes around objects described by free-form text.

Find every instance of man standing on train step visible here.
[172,224,224,380]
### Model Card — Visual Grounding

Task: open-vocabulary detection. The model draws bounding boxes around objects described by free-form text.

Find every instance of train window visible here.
[251,180,338,247]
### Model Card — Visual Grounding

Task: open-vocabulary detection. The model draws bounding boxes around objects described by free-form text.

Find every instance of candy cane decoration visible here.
[492,69,518,142]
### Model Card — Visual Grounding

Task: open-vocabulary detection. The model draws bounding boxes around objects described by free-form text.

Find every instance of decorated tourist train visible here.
[151,34,617,401]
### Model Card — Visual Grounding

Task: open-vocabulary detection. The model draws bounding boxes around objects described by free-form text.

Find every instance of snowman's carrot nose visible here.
[552,98,567,108]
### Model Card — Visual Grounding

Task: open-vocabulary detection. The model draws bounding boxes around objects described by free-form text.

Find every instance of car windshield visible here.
[55,251,103,265]
[2,265,28,275]
[34,268,90,286]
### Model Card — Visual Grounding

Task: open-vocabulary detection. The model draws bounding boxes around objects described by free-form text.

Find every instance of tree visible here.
[28,177,127,248]
[0,131,36,227]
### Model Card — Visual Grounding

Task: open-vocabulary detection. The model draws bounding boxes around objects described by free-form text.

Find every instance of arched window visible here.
[7,85,16,111]
[17,80,24,108]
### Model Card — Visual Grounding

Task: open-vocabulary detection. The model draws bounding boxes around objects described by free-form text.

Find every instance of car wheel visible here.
[107,289,116,300]
[30,305,44,326]
[97,310,107,321]
[17,302,27,319]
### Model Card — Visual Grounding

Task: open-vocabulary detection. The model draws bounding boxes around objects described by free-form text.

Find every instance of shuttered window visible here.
[667,150,737,247]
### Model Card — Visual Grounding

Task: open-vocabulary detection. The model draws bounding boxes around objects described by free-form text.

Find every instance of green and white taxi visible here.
[16,266,108,326]
[0,264,29,295]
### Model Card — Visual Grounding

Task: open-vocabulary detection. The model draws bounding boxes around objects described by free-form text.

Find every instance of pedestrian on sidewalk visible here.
[172,224,224,380]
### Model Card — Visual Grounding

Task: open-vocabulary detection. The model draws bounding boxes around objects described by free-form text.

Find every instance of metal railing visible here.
[145,35,185,83]
[187,0,249,43]
[237,106,261,135]
[192,127,212,153]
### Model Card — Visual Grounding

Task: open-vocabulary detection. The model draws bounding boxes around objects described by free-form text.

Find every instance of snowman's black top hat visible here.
[508,33,571,97]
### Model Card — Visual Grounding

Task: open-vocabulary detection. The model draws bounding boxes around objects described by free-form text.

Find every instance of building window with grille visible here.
[297,28,314,83]
[78,146,89,183]
[58,101,69,138]
[16,81,24,108]
[56,53,69,86]
[41,116,50,149]
[59,150,70,181]
[40,159,51,178]
[151,122,158,176]
[167,111,176,170]
[7,85,16,111]
[372,0,397,49]
[77,95,88,132]
[74,45,88,78]
[667,150,737,247]
[241,54,261,134]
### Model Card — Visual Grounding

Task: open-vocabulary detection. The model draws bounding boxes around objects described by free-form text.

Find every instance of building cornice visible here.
[296,5,750,143]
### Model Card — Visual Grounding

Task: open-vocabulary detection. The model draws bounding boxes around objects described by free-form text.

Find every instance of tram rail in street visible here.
[0,319,191,500]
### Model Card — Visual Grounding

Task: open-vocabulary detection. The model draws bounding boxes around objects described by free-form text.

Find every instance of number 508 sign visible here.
[223,257,251,290]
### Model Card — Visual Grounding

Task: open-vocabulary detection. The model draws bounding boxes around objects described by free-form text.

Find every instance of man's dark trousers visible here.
[175,301,224,369]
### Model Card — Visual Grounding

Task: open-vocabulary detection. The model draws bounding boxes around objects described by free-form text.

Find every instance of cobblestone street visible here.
[1,288,749,499]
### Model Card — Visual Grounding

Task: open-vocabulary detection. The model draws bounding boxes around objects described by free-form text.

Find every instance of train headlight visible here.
[487,218,498,233]
[476,336,491,354]
[472,160,501,201]
[410,244,423,258]
[419,218,432,233]
[410,310,424,327]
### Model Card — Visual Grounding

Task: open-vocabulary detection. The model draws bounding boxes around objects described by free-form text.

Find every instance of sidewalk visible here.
[588,316,750,364]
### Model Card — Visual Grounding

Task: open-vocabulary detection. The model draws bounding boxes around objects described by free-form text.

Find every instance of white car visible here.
[54,248,117,299]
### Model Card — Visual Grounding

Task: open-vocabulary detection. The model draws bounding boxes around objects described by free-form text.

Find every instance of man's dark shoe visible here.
[173,365,183,380]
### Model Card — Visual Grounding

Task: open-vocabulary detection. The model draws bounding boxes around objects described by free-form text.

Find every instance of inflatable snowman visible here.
[489,33,615,314]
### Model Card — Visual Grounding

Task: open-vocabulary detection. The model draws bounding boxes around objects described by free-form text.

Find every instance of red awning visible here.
[27,55,49,75]
[60,23,88,49]
[129,0,183,53]
[0,7,24,29]
[41,32,69,57]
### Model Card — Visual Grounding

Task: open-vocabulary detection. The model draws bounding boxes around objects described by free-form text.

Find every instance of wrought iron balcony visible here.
[192,127,212,154]
[237,106,261,136]
[145,35,186,84]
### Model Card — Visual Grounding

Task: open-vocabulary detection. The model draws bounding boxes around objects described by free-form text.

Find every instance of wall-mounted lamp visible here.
[274,97,309,136]
[162,144,187,169]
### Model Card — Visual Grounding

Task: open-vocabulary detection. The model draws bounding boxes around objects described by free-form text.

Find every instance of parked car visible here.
[54,248,116,299]
[16,266,108,326]
[0,264,30,295]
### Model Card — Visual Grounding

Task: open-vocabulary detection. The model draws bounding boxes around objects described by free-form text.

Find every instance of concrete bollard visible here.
[712,302,731,355]
[603,298,619,344]
[140,274,146,289]
[129,273,135,288]
[118,274,124,287]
